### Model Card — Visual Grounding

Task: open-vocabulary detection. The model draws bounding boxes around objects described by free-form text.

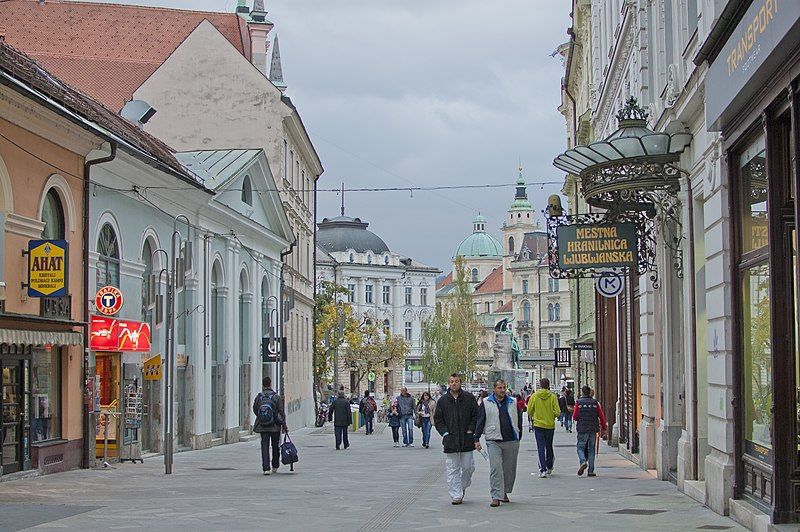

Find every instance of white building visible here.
[316,213,439,395]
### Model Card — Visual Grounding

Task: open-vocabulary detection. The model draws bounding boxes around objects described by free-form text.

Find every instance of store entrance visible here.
[95,353,121,459]
[1,358,28,475]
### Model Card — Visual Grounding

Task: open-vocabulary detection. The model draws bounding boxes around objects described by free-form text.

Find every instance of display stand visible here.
[120,383,143,464]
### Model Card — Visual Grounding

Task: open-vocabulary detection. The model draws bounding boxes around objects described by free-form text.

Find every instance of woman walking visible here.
[417,391,436,448]
[387,404,401,447]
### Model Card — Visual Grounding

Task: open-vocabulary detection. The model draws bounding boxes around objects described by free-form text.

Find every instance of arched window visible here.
[261,276,272,338]
[554,303,561,321]
[141,238,154,323]
[241,175,253,206]
[97,223,120,287]
[523,334,530,350]
[383,319,390,335]
[41,188,65,240]
[548,303,554,321]
[384,255,389,265]
[367,254,373,264]
[349,253,354,263]
[471,268,479,282]
[508,236,515,255]
[523,301,531,322]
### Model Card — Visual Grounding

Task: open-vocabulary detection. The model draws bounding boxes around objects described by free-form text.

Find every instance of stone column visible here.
[224,238,239,442]
[638,275,657,469]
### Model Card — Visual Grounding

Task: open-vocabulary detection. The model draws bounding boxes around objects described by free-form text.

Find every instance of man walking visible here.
[564,388,575,433]
[253,376,288,475]
[434,373,478,505]
[526,378,560,478]
[397,387,415,447]
[475,379,520,507]
[329,390,351,450]
[359,390,377,435]
[574,385,607,477]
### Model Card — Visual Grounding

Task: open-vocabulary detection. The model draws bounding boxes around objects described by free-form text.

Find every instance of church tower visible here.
[502,166,536,287]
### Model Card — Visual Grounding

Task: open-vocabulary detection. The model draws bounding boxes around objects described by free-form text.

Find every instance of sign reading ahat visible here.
[556,223,638,270]
[28,239,68,298]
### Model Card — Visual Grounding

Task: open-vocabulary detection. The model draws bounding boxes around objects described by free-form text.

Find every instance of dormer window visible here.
[384,255,389,265]
[368,254,372,264]
[241,175,253,206]
[349,253,354,263]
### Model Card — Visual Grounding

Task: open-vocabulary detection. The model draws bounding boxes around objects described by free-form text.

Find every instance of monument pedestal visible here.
[488,368,528,392]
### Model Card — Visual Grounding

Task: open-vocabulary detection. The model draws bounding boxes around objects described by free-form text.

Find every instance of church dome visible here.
[453,214,502,259]
[317,216,390,254]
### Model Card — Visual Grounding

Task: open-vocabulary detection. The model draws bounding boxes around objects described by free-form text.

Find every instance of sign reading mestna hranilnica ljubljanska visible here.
[556,223,637,270]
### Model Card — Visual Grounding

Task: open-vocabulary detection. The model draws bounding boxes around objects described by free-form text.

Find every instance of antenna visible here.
[340,182,345,216]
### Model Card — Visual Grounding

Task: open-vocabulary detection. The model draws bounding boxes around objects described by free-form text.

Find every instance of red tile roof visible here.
[436,272,453,291]
[495,300,513,313]
[0,0,249,110]
[0,40,197,183]
[474,266,504,294]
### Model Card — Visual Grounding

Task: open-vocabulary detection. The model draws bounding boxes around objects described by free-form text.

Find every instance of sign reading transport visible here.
[27,239,68,298]
[556,223,637,270]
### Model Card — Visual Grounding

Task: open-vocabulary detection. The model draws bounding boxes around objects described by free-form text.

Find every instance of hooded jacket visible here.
[526,388,561,429]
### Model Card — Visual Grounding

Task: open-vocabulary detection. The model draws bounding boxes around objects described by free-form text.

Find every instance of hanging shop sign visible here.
[595,272,625,298]
[142,354,162,380]
[261,336,288,363]
[27,239,68,298]
[556,223,638,270]
[706,0,800,131]
[90,315,151,352]
[554,347,572,368]
[95,285,123,315]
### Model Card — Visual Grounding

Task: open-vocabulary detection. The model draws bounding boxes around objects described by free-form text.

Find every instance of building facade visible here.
[315,214,439,395]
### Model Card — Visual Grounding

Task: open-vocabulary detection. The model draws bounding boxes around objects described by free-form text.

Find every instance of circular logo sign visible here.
[595,273,624,299]
[368,371,376,382]
[95,286,123,315]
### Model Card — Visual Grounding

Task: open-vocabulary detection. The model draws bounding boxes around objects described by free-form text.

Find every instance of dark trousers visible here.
[391,426,400,442]
[335,425,350,449]
[533,426,555,472]
[517,410,523,441]
[365,414,374,434]
[260,431,280,471]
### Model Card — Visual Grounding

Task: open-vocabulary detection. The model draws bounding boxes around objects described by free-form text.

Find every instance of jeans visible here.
[564,414,573,431]
[365,414,374,434]
[445,452,475,500]
[421,417,432,446]
[533,426,555,472]
[486,440,520,500]
[516,410,523,441]
[391,426,400,442]
[335,425,350,449]
[400,414,414,445]
[260,431,280,471]
[576,431,597,473]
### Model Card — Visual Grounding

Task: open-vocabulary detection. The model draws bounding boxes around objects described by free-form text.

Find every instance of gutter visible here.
[82,141,117,469]
[693,0,753,66]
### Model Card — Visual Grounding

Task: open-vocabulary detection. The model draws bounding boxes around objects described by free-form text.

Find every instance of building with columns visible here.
[316,213,439,395]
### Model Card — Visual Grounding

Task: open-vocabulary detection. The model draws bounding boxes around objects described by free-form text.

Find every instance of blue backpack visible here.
[257,391,279,427]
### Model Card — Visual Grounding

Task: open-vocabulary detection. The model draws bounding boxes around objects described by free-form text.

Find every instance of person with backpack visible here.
[387,404,402,447]
[359,390,377,435]
[573,385,607,477]
[328,390,352,450]
[526,378,561,478]
[416,391,436,448]
[253,376,288,475]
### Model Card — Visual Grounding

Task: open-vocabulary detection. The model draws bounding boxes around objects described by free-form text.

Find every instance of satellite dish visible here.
[121,100,157,126]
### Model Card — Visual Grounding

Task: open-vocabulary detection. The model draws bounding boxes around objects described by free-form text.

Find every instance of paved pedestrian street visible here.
[0,425,742,532]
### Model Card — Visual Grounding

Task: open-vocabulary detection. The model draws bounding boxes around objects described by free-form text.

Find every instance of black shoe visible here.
[587,472,596,477]
[336,447,340,450]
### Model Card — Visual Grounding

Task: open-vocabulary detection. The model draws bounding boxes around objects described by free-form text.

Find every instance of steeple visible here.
[509,165,532,211]
[269,34,287,92]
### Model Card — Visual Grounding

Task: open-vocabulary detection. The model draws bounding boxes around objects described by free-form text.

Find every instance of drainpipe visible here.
[686,176,699,481]
[279,239,296,398]
[82,141,117,469]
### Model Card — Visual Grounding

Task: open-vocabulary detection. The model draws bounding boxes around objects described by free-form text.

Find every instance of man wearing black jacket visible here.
[328,390,352,450]
[434,373,478,505]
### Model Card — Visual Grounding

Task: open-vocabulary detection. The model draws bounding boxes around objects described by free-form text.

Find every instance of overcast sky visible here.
[85,0,572,271]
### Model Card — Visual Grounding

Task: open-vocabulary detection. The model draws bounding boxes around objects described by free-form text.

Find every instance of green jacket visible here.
[526,389,561,429]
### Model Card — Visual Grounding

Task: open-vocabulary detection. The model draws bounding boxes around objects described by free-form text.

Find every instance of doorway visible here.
[95,353,121,458]
[1,358,29,474]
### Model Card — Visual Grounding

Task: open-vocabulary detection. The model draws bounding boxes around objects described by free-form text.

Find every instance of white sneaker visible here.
[409,443,414,447]
[394,442,399,447]
[272,468,278,474]
[547,468,553,475]
[264,470,271,476]
[539,471,547,478]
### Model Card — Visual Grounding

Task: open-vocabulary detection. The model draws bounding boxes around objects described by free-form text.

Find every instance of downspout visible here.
[82,141,117,468]
[279,238,296,398]
[686,176,699,480]
[537,263,543,381]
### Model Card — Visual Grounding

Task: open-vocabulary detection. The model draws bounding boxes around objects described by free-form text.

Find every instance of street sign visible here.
[261,337,288,363]
[573,342,594,350]
[95,285,123,315]
[27,239,68,297]
[595,272,624,298]
[367,371,376,382]
[554,347,571,368]
[143,354,162,380]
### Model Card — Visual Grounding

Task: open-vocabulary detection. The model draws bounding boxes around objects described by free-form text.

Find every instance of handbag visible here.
[414,414,422,428]
[280,434,299,471]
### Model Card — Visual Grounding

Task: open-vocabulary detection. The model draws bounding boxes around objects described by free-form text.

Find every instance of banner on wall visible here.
[27,239,68,297]
[90,315,151,352]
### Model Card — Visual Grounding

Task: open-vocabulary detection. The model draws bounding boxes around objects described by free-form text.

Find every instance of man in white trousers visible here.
[434,373,479,504]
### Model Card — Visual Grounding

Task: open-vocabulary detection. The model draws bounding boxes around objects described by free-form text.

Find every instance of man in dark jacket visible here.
[359,390,377,435]
[434,373,478,505]
[396,387,416,447]
[253,376,288,475]
[573,385,607,477]
[328,390,352,450]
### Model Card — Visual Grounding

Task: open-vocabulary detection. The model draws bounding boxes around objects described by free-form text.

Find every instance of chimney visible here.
[246,2,273,76]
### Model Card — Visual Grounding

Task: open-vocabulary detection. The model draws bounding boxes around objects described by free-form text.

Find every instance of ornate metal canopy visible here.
[553,97,692,213]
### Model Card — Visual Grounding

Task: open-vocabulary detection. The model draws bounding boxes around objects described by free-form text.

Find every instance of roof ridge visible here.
[20,0,240,17]
[26,51,162,65]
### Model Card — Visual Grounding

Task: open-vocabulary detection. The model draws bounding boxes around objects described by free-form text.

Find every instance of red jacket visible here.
[573,398,607,432]
[516,397,526,411]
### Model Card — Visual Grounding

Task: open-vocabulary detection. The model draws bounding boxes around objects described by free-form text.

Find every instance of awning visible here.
[0,328,82,346]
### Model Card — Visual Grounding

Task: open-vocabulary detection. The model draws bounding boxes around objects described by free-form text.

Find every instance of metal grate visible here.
[632,493,659,497]
[608,509,667,515]
[199,467,236,471]
[695,526,732,530]
[43,454,63,466]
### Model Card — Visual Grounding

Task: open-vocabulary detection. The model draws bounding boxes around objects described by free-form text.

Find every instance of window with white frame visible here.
[553,303,560,321]
[485,302,490,314]
[405,286,412,305]
[548,278,559,292]
[405,321,412,342]
[365,284,373,304]
[348,284,355,303]
[523,334,530,350]
[522,279,528,294]
[547,333,561,349]
[382,285,390,304]
[420,287,427,306]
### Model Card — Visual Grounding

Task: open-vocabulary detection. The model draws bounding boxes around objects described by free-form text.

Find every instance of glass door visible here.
[2,360,24,474]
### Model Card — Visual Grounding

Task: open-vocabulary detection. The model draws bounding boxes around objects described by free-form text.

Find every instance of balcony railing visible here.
[516,321,531,329]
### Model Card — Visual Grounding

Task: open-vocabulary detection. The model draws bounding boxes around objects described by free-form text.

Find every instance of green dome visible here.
[453,215,502,259]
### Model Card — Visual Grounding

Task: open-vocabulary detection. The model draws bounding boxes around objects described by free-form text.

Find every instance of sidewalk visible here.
[0,423,743,531]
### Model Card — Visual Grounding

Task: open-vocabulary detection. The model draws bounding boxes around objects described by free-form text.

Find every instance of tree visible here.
[421,256,479,384]
[313,281,361,392]
[343,320,409,388]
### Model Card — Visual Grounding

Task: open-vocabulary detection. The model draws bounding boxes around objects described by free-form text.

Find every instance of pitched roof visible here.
[436,272,453,291]
[0,0,248,110]
[0,39,197,183]
[495,300,513,313]
[474,266,504,294]
[516,232,548,261]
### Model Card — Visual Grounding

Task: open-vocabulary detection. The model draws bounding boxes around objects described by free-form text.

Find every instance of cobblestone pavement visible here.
[0,423,744,531]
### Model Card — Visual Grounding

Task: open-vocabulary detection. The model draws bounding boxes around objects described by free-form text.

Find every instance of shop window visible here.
[41,188,65,240]
[97,223,120,287]
[739,135,768,254]
[31,348,61,442]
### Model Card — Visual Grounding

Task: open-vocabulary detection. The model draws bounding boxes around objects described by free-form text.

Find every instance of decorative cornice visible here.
[4,213,44,239]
